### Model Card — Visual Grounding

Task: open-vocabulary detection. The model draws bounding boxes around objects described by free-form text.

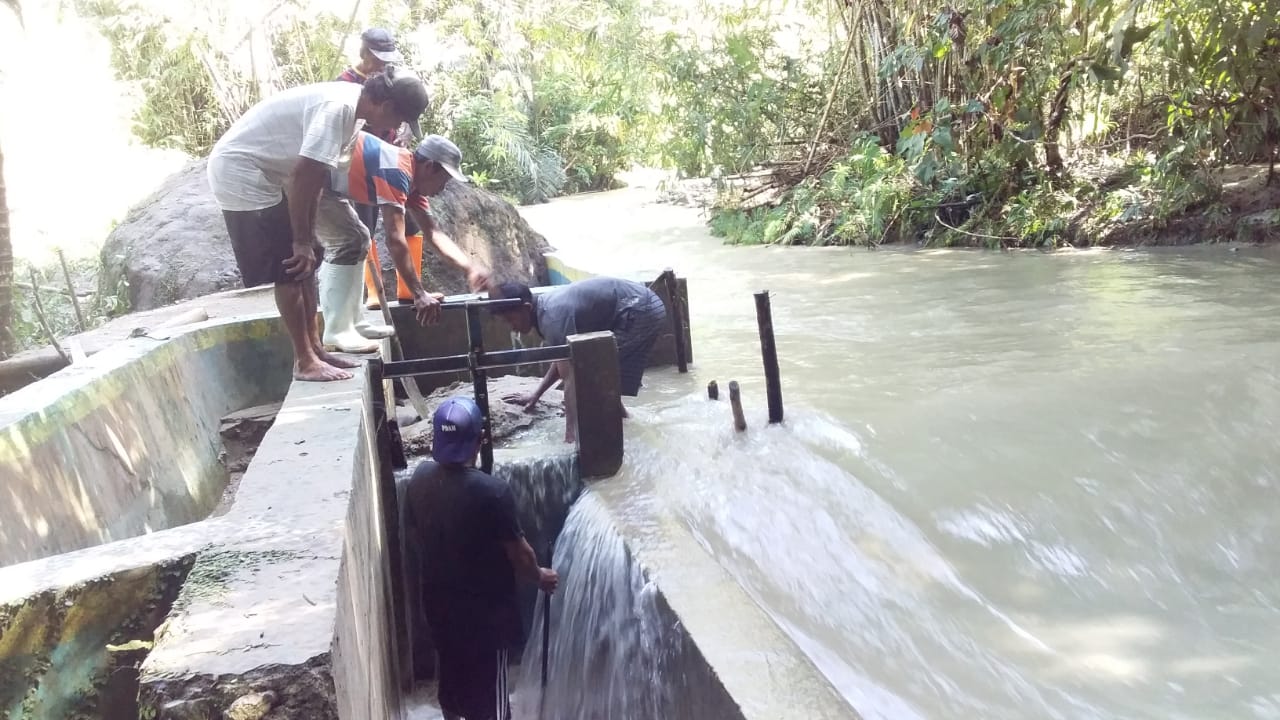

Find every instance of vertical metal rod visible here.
[661,268,689,373]
[466,303,495,474]
[754,291,784,424]
[541,539,553,689]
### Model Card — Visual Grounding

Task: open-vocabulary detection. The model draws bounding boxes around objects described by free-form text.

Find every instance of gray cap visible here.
[414,135,468,183]
[376,64,429,139]
[361,28,403,63]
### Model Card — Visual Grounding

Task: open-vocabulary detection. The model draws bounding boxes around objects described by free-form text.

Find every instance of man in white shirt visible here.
[207,65,430,382]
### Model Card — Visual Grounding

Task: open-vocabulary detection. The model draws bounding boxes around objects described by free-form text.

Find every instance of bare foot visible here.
[294,361,354,382]
[316,348,361,369]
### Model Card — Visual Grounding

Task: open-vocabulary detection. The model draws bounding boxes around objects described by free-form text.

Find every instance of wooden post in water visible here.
[729,381,747,432]
[661,268,689,373]
[707,380,719,400]
[754,291,784,424]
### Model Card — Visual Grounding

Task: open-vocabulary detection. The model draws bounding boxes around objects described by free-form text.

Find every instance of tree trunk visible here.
[1044,64,1077,176]
[0,142,14,360]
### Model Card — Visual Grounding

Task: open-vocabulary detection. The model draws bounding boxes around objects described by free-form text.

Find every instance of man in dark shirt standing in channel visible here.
[403,397,558,720]
[489,276,669,443]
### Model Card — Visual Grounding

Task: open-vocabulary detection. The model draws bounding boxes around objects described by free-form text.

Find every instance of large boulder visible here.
[99,160,241,311]
[100,159,552,312]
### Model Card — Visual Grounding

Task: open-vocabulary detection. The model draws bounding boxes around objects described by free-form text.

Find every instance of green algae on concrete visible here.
[0,556,193,720]
[138,372,385,720]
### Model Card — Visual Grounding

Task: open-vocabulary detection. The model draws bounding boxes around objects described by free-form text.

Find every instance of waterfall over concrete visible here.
[514,491,682,719]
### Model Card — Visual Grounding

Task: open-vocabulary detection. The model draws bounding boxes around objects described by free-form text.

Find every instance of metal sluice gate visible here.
[369,297,570,475]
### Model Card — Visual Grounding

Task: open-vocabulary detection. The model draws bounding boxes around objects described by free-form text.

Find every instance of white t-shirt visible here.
[207,82,363,212]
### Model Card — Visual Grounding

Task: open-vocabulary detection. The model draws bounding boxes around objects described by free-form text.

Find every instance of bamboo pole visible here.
[27,267,69,365]
[56,249,86,332]
[365,248,433,423]
[804,25,858,174]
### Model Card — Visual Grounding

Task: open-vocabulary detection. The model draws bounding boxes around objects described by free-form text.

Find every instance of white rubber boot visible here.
[353,264,394,339]
[319,262,379,353]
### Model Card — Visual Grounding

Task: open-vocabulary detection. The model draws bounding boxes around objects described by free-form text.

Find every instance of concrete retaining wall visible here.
[0,315,292,567]
[0,555,193,719]
[333,374,401,720]
[0,250,845,720]
[590,479,858,720]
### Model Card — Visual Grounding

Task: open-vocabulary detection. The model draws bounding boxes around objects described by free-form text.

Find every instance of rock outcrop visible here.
[100,159,552,312]
[99,160,240,311]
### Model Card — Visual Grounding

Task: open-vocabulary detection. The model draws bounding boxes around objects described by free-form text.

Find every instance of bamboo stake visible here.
[27,267,69,365]
[56,249,86,332]
[804,24,858,174]
[729,381,747,432]
[14,281,82,296]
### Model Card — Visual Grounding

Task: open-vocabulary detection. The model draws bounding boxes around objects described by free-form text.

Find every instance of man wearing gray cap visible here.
[316,130,489,349]
[338,28,410,147]
[338,28,410,234]
[207,65,430,382]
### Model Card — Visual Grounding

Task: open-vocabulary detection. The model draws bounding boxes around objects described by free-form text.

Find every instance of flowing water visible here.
[517,190,1280,720]
[514,492,684,720]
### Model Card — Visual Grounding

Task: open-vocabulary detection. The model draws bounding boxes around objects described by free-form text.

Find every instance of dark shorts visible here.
[222,199,323,286]
[613,290,668,396]
[434,636,511,720]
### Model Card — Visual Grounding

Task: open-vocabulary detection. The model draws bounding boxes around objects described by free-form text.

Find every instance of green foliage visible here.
[74,0,247,157]
[272,14,350,87]
[416,0,661,201]
[8,257,118,354]
[656,7,820,177]
[63,0,1280,240]
[451,95,567,203]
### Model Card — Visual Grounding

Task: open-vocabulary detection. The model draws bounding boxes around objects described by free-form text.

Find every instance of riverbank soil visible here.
[1091,164,1280,246]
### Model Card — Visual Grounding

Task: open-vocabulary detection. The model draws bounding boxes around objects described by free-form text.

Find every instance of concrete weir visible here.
[0,264,853,720]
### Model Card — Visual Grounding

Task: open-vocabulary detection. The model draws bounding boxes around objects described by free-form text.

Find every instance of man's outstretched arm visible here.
[408,206,490,292]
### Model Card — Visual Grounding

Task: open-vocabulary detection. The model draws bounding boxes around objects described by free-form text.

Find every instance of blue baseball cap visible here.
[432,397,483,464]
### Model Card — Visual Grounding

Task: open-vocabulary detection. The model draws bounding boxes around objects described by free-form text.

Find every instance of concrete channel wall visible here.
[0,259,852,720]
[0,314,292,567]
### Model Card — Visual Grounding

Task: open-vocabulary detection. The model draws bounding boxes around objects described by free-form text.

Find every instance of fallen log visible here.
[0,347,77,396]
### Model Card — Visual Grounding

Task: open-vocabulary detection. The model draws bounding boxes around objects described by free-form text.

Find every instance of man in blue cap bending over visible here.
[402,397,558,720]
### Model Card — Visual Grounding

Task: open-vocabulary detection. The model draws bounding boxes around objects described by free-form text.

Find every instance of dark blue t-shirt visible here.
[403,461,525,647]
[534,276,656,346]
